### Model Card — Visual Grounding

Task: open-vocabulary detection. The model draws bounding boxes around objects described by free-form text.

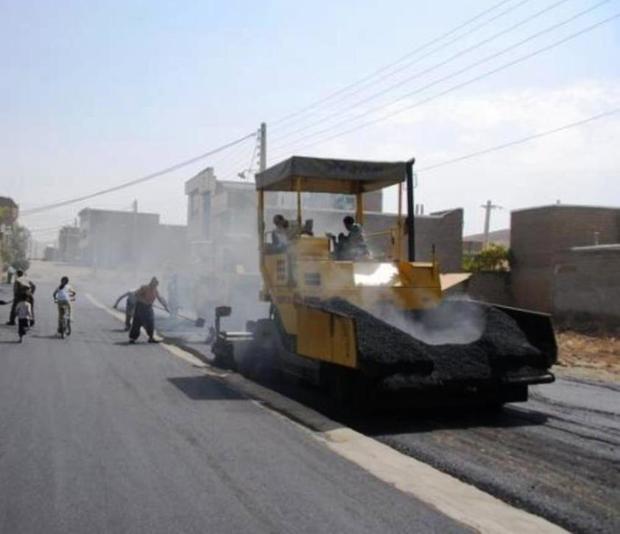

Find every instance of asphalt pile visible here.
[321,298,544,385]
[320,298,434,374]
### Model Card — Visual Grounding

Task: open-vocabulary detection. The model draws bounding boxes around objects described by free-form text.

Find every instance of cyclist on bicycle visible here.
[53,276,76,336]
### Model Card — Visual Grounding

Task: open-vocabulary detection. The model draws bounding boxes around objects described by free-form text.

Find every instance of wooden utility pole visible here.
[259,122,267,172]
[481,200,501,248]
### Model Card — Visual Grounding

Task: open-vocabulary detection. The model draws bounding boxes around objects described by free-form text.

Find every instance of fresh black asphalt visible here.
[0,284,467,534]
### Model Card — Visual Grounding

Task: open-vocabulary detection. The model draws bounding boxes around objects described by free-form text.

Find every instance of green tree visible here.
[463,243,509,272]
[2,224,31,272]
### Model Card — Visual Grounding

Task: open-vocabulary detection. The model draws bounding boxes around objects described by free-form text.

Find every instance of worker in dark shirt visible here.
[328,216,370,260]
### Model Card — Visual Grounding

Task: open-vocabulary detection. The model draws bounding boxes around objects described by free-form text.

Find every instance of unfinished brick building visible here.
[511,204,620,313]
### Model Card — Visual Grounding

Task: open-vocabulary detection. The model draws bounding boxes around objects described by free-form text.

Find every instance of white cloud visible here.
[313,80,620,234]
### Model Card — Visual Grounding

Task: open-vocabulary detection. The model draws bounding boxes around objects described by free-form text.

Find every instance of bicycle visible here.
[55,298,74,339]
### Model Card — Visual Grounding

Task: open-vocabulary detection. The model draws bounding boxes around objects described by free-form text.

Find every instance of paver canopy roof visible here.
[255,156,409,193]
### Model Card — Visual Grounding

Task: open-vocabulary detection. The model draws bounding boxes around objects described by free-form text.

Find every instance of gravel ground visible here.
[556,330,620,381]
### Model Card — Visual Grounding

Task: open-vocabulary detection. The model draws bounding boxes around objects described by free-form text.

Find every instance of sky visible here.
[1,0,619,241]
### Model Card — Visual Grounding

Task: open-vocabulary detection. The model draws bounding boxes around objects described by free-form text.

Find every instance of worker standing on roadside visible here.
[6,270,36,326]
[167,274,180,318]
[129,277,169,344]
[6,265,16,284]
[114,290,137,331]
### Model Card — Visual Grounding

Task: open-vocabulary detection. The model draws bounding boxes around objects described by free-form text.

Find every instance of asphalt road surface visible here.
[358,378,620,534]
[247,362,619,533]
[0,284,466,534]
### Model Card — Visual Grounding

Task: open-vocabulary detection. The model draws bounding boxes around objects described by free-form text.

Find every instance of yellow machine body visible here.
[262,238,441,368]
[255,157,442,370]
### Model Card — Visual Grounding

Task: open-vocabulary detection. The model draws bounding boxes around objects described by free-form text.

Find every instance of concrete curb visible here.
[86,292,566,533]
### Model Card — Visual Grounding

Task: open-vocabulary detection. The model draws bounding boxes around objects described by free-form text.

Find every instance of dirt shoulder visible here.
[555,330,620,382]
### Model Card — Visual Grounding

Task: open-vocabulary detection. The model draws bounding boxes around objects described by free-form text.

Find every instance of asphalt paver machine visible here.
[210,156,556,407]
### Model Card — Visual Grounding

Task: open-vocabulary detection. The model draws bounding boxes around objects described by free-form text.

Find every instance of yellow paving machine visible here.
[210,156,556,406]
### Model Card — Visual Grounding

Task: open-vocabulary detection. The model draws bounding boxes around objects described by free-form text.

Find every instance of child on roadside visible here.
[15,299,33,342]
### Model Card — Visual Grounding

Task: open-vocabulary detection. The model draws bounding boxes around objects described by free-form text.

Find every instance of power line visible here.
[22,132,256,216]
[271,1,612,154]
[270,0,573,145]
[271,10,619,158]
[417,108,620,172]
[270,0,518,128]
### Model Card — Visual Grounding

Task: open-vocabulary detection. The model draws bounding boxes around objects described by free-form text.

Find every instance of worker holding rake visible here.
[129,277,169,344]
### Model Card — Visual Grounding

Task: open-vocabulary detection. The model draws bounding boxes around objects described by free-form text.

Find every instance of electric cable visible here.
[269,0,575,144]
[270,0,519,128]
[22,132,256,216]
[271,10,619,158]
[417,108,620,172]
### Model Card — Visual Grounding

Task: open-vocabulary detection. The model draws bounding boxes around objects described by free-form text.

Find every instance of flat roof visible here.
[512,204,620,213]
[570,244,620,252]
[78,207,159,217]
[256,156,409,193]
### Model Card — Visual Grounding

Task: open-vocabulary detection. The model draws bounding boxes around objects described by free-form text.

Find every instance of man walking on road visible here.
[129,277,169,344]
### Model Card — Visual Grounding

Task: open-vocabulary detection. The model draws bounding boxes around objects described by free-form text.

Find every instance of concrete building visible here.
[184,167,463,326]
[78,208,188,269]
[552,244,620,329]
[511,204,620,312]
[58,226,81,262]
[0,197,19,274]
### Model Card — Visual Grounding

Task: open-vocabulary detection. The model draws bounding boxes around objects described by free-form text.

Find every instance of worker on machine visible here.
[129,277,169,344]
[270,214,291,252]
[328,216,370,260]
[6,270,36,326]
[114,289,137,331]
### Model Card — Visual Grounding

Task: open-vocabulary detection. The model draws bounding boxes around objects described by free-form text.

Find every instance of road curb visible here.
[86,291,566,533]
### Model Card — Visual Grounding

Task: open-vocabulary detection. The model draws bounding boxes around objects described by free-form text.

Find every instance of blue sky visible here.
[1,0,618,238]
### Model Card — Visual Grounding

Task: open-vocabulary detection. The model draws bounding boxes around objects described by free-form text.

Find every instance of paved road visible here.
[0,284,466,534]
[181,321,617,534]
[356,378,620,534]
[247,363,619,533]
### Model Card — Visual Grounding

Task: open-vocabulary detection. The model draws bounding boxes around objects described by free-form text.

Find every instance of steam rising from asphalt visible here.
[371,297,487,345]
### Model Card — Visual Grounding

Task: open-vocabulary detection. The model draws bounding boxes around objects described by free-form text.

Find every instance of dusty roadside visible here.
[555,330,620,382]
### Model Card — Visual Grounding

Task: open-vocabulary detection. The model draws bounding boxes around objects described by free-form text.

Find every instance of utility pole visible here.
[406,159,416,261]
[481,200,502,249]
[259,122,267,172]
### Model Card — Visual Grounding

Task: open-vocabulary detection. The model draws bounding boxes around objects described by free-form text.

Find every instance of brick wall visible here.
[510,205,620,311]
[463,272,514,306]
[553,246,620,328]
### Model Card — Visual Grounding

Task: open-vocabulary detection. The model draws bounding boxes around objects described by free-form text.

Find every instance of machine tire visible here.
[239,344,277,383]
[211,340,236,370]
